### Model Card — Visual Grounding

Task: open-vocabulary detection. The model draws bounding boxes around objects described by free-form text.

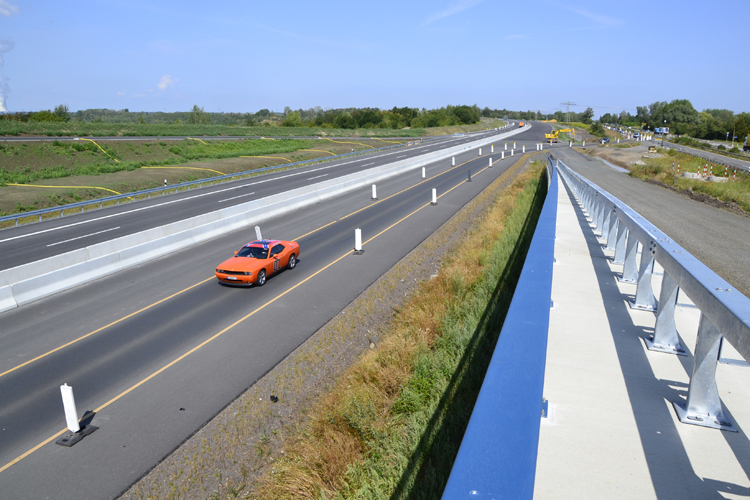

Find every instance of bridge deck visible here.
[533,172,750,499]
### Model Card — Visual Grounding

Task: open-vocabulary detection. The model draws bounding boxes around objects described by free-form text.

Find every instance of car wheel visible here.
[287,254,296,269]
[256,269,266,286]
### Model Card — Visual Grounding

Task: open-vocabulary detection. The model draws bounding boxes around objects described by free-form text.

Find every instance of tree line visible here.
[0,104,483,130]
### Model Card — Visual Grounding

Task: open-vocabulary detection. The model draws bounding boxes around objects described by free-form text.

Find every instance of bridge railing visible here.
[442,155,558,499]
[557,159,750,432]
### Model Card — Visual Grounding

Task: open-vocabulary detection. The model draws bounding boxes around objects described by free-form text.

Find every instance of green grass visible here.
[628,148,750,213]
[0,138,314,184]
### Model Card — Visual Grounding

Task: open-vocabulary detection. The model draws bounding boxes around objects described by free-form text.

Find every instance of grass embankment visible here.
[420,119,506,136]
[628,148,750,213]
[254,163,546,499]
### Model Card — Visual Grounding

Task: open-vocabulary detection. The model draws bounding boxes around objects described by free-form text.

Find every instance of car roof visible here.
[244,239,281,248]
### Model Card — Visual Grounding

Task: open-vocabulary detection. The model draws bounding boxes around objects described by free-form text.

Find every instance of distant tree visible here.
[580,107,594,124]
[53,104,71,122]
[283,106,291,117]
[589,121,606,137]
[281,111,303,127]
[256,109,271,118]
[187,105,211,125]
[663,99,699,127]
[735,116,748,143]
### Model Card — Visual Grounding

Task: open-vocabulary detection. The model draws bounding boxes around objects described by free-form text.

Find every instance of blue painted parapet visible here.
[442,157,558,499]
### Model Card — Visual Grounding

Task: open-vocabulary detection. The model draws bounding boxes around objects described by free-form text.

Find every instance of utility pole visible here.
[560,102,577,123]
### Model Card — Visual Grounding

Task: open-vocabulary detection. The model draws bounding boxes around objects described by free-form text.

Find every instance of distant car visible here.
[215,239,300,286]
[599,138,610,144]
[633,132,640,139]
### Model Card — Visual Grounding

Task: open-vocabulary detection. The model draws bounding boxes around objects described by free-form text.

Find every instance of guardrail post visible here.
[673,314,736,431]
[599,204,611,239]
[604,209,618,250]
[619,234,639,283]
[630,240,657,310]
[612,222,628,264]
[645,271,686,355]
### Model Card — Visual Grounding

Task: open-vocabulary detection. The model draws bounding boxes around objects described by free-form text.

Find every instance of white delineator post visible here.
[255,226,262,240]
[422,167,426,178]
[491,144,494,153]
[479,148,482,156]
[501,151,505,159]
[582,140,586,147]
[371,184,377,200]
[431,188,437,205]
[452,156,455,166]
[505,143,508,151]
[61,384,80,433]
[489,158,493,167]
[522,145,525,153]
[354,228,363,254]
[511,149,514,156]
[569,141,572,147]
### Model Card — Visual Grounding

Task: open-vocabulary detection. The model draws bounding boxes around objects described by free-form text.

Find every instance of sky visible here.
[1,0,749,118]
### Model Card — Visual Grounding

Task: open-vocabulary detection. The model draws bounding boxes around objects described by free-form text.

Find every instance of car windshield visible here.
[236,246,268,259]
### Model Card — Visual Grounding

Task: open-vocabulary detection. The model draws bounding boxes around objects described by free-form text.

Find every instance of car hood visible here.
[216,256,266,272]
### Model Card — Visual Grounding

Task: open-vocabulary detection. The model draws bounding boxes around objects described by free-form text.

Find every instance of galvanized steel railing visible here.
[557,159,750,432]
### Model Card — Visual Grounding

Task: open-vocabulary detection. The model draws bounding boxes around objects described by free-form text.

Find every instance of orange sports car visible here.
[215,239,300,286]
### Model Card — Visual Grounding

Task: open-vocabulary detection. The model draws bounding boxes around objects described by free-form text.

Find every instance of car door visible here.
[270,244,285,274]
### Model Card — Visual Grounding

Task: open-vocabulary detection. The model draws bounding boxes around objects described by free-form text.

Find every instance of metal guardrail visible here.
[557,159,750,432]
[0,135,456,228]
[442,156,557,499]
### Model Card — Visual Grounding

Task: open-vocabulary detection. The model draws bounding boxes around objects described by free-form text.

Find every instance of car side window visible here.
[271,244,284,257]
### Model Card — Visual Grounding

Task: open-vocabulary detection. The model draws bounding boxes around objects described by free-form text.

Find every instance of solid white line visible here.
[307,174,328,180]
[46,227,121,247]
[397,155,406,158]
[361,162,374,167]
[218,192,255,203]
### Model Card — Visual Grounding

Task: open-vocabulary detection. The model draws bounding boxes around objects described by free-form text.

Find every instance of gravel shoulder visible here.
[553,147,750,297]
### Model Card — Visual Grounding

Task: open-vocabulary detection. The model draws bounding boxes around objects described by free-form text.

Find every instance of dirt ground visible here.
[120,153,539,500]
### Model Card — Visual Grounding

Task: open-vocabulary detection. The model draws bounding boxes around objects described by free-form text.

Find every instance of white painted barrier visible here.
[0,125,532,312]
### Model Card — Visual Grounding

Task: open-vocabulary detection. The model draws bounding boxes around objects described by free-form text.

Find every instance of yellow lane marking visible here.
[292,220,337,242]
[240,155,292,163]
[77,138,120,162]
[5,183,124,196]
[321,138,374,149]
[187,137,208,145]
[0,277,215,380]
[300,149,335,156]
[142,166,226,175]
[0,152,505,473]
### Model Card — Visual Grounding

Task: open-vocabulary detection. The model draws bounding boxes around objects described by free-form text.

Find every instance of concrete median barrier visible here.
[1,126,530,310]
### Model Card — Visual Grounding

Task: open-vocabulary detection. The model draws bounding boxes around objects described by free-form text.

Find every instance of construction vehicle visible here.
[545,128,575,143]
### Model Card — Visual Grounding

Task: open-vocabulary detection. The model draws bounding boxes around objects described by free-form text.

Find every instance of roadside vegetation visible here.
[627,148,750,213]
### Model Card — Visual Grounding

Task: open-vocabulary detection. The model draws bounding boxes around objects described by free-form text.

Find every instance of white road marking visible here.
[397,155,406,158]
[361,162,374,167]
[47,227,121,247]
[218,192,256,203]
[307,174,328,180]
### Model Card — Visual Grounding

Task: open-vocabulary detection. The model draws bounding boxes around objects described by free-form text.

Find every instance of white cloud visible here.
[0,1,18,17]
[132,93,145,98]
[158,74,176,90]
[117,91,125,97]
[424,0,484,26]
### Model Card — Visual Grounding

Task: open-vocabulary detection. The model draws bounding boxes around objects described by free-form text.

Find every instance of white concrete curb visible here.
[0,126,530,312]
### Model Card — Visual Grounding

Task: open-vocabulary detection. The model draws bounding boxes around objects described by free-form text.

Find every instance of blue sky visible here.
[1,0,749,118]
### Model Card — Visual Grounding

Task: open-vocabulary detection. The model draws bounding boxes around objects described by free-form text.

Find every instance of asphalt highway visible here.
[0,125,555,498]
[0,127,519,271]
